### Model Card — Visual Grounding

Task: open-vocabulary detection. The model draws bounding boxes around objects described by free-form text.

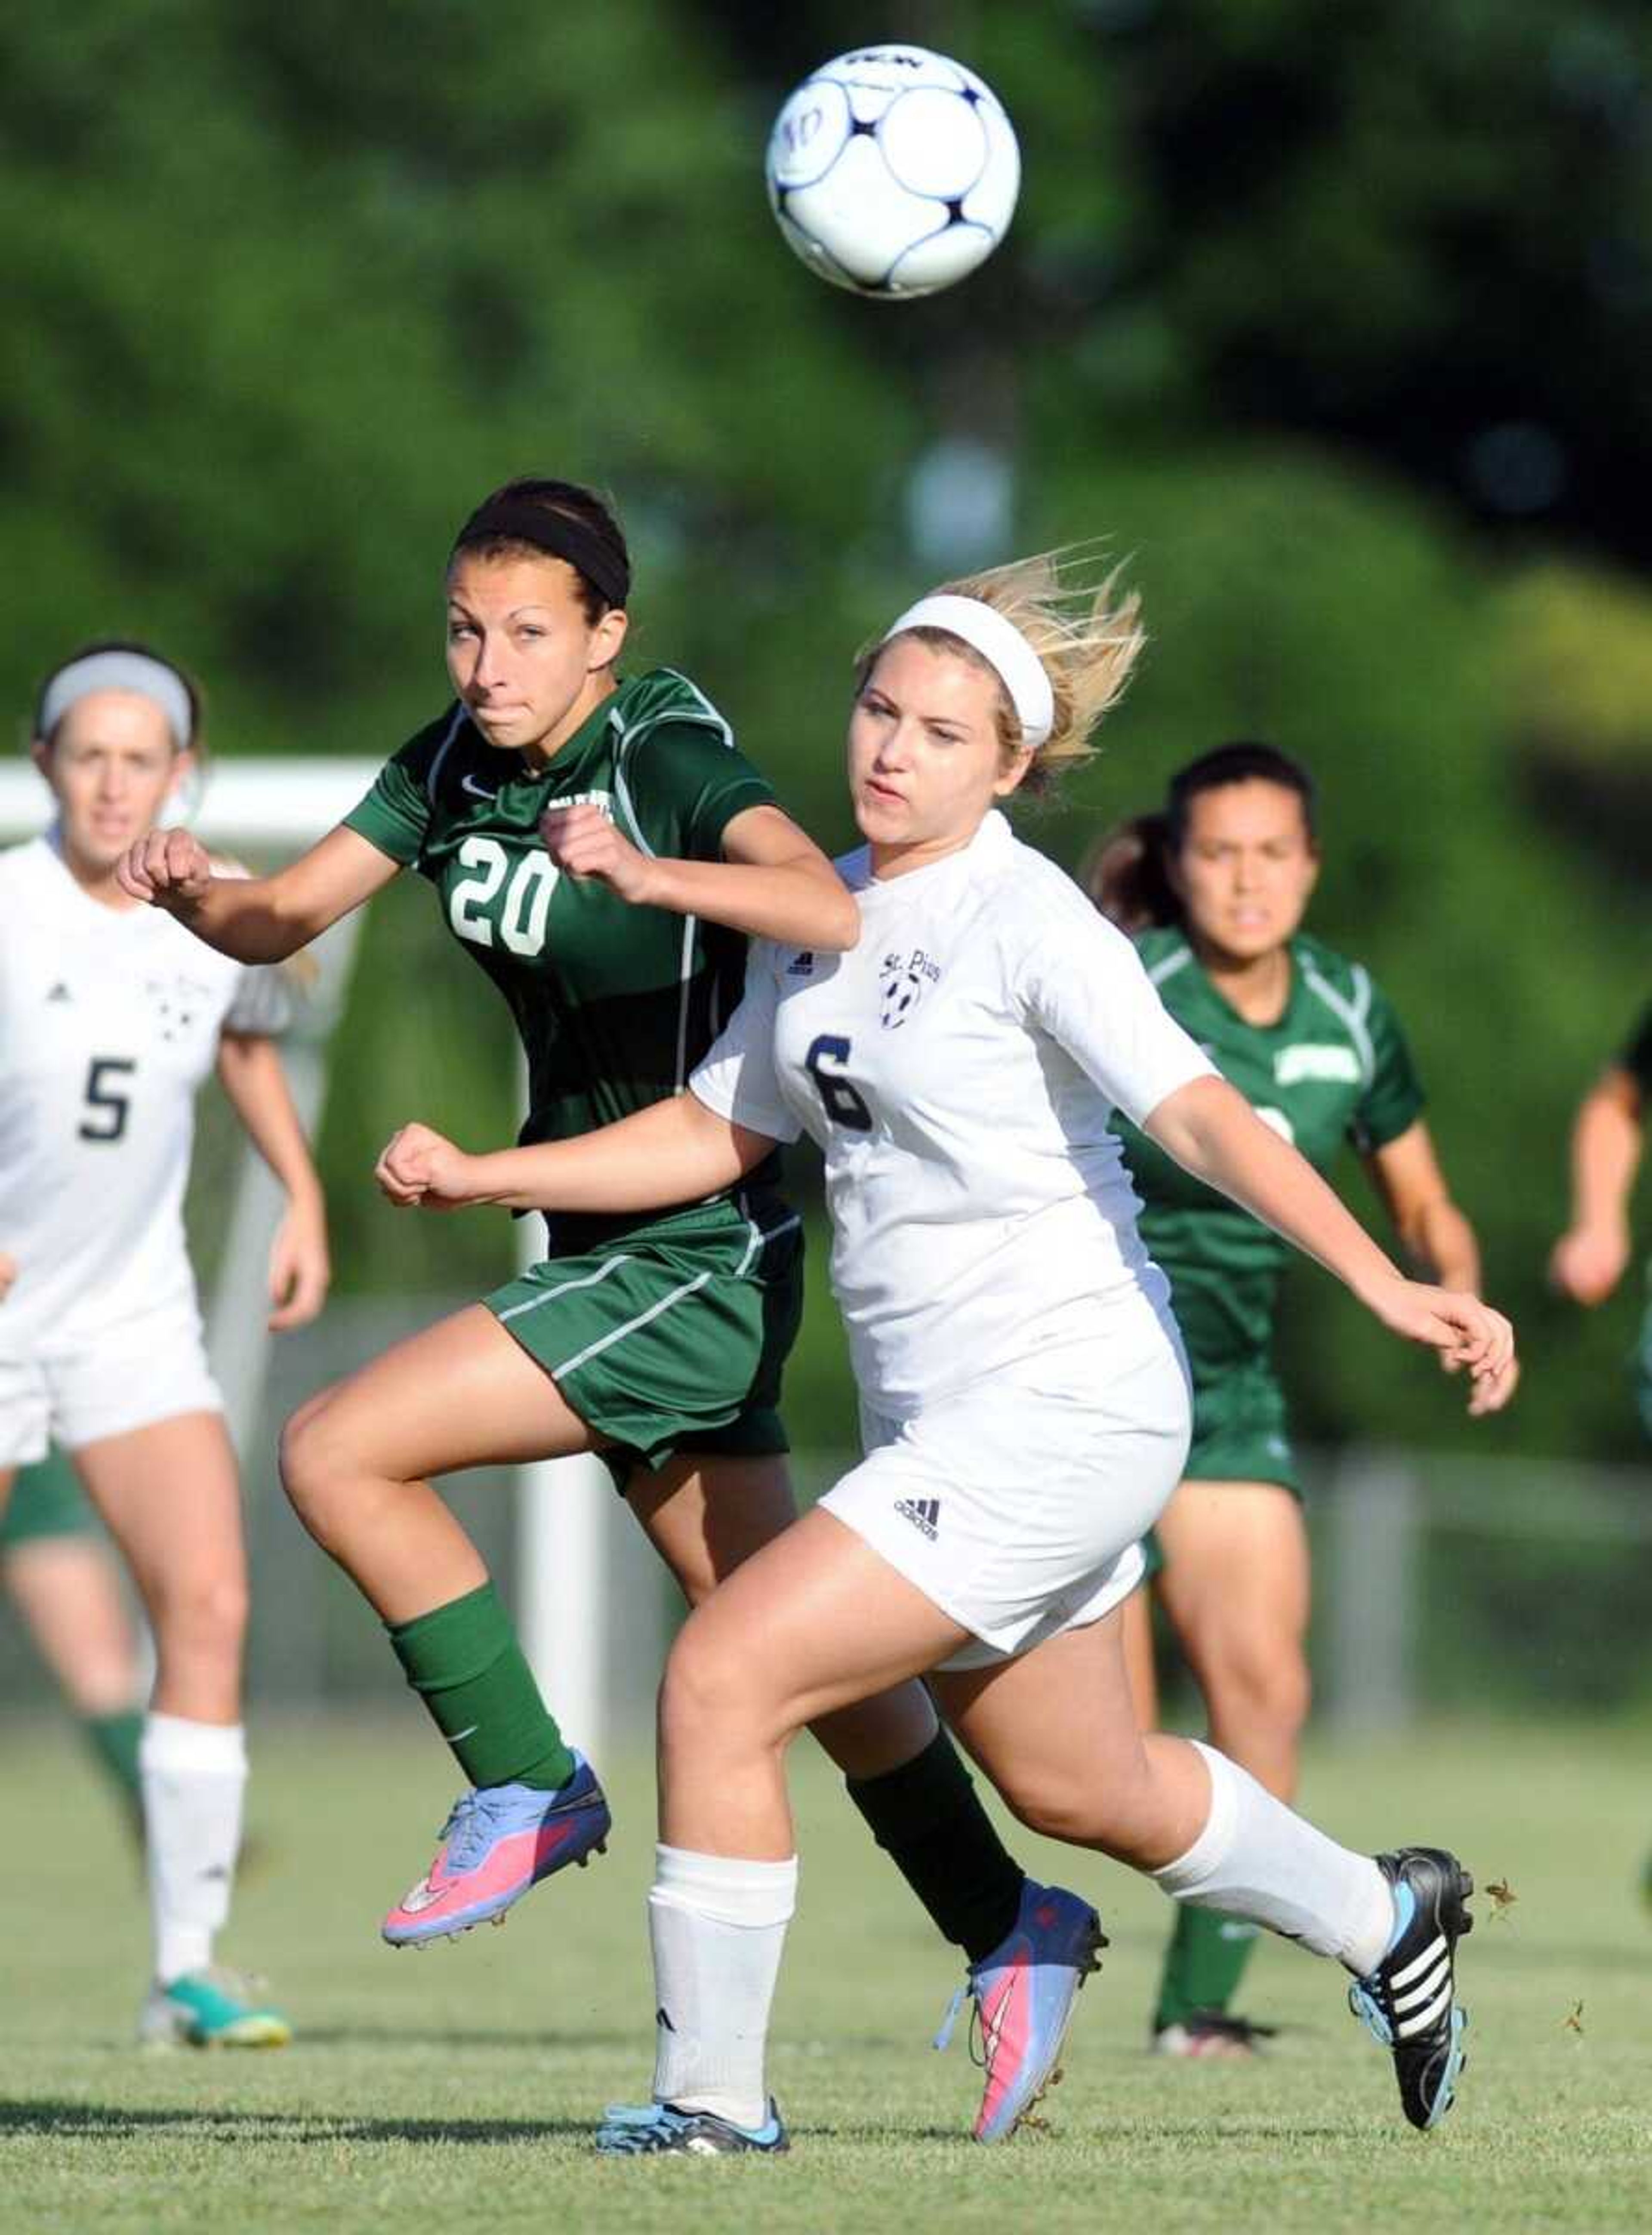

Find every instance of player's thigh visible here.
[287,1304,599,1483]
[663,1506,968,1744]
[1155,1478,1311,1657]
[73,1409,247,1616]
[627,1452,801,1608]
[934,1606,1150,1819]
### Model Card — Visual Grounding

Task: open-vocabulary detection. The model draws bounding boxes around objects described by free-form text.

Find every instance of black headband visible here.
[451,499,631,609]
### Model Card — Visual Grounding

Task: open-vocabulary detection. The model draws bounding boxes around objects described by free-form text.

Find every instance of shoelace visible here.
[932,1980,989,2069]
[438,1789,510,1873]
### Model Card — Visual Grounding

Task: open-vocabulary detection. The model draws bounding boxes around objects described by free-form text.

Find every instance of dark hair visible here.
[1165,740,1316,850]
[449,477,631,623]
[34,637,204,757]
[1081,740,1316,931]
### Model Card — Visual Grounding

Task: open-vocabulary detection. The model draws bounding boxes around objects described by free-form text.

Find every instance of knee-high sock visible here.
[140,1713,247,1985]
[648,1845,798,2130]
[1150,1741,1395,1977]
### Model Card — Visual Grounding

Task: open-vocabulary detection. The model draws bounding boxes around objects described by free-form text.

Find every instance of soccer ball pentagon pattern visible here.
[765,45,1021,299]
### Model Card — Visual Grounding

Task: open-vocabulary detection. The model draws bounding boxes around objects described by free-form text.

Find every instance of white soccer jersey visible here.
[692,809,1215,1418]
[0,833,290,1357]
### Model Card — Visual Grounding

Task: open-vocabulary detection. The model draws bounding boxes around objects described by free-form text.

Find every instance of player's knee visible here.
[278,1396,349,1541]
[659,1618,764,1758]
[1205,1627,1311,1736]
[156,1569,249,1660]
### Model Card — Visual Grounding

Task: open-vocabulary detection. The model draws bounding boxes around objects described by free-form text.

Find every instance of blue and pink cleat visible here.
[381,1754,611,1947]
[934,1878,1106,2142]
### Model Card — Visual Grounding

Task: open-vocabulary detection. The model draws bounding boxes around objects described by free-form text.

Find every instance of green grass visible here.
[4,1716,1652,2232]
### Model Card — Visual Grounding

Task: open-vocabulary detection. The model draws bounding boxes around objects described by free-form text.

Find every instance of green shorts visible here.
[0,1448,96,1550]
[1184,1359,1302,1498]
[1141,1360,1301,1581]
[486,1189,804,1489]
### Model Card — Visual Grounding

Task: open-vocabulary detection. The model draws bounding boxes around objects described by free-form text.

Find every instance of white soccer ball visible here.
[765,45,1021,300]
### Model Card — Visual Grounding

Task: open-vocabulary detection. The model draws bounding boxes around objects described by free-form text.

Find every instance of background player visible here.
[0,641,330,2047]
[1,1446,148,1843]
[373,557,1514,2154]
[1086,743,1493,2056]
[120,480,1085,2134]
[1549,1004,1651,1437]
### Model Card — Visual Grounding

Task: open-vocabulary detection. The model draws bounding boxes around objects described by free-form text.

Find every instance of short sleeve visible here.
[1016,888,1215,1125]
[342,746,432,867]
[625,720,777,862]
[224,963,293,1037]
[1619,1004,1652,1093]
[1352,974,1425,1153]
[689,945,801,1144]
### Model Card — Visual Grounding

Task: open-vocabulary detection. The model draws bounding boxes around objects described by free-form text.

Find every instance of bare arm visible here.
[1144,1074,1516,1412]
[1549,1065,1644,1305]
[117,825,400,963]
[214,1032,332,1329]
[374,1092,776,1218]
[539,800,859,953]
[1363,1120,1481,1292]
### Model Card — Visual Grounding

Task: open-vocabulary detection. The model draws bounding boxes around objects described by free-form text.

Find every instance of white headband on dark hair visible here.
[881,594,1055,749]
[39,651,193,753]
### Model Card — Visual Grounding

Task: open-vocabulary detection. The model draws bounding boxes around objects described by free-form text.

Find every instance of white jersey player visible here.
[0,642,330,2050]
[372,556,1516,2154]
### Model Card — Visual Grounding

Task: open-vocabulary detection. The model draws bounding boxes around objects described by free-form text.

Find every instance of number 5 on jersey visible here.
[805,1035,872,1132]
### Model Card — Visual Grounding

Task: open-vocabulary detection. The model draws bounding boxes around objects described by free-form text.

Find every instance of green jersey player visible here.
[1088,743,1492,2057]
[1550,1002,1652,1438]
[120,478,1037,2025]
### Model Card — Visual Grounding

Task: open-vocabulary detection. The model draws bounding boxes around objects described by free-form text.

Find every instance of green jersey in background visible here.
[1114,928,1425,1381]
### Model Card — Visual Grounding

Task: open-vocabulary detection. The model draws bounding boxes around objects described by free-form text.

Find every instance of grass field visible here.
[4,1714,1651,2233]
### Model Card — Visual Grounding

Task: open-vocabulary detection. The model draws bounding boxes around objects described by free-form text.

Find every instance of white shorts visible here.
[821,1313,1191,1673]
[0,1301,224,1470]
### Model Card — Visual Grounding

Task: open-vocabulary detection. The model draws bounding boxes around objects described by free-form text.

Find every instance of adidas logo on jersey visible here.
[786,950,815,976]
[894,1496,940,1540]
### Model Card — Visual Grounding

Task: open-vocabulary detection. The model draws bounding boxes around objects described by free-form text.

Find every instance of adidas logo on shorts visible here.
[894,1496,940,1540]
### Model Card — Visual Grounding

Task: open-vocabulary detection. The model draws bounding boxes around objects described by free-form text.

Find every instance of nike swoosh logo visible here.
[461,774,496,800]
[450,1723,479,1742]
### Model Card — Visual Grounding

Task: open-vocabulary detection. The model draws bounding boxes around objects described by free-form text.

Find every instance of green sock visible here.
[83,1707,146,1841]
[1153,1901,1261,2032]
[388,1581,576,1792]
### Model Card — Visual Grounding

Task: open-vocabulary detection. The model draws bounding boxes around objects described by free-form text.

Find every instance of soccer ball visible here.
[765,45,1020,299]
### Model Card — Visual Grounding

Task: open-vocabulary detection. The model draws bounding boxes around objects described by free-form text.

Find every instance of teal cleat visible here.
[139,1967,293,2049]
[595,2099,789,2156]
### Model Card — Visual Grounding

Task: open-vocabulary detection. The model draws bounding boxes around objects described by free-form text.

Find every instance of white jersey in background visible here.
[692,809,1214,1419]
[0,832,290,1356]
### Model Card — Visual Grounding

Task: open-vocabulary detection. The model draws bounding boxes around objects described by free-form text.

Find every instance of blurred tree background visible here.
[2,0,1648,1475]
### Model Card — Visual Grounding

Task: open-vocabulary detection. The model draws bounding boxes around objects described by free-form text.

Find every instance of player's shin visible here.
[140,1713,247,1982]
[847,1726,1024,1960]
[648,1844,798,2130]
[1150,1740,1394,1974]
[386,1578,575,1791]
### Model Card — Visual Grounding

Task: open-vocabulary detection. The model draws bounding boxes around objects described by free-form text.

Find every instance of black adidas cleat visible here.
[595,2098,789,2156]
[1347,1847,1473,2131]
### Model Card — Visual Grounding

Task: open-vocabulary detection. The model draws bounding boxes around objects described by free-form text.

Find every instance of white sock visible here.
[1151,1741,1396,1976]
[647,1844,798,2130]
[140,1713,247,1986]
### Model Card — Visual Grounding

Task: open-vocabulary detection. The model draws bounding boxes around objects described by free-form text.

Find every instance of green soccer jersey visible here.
[1113,928,1425,1375]
[345,667,777,1189]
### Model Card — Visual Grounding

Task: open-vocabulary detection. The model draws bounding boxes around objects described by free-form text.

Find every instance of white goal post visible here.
[1,757,620,1754]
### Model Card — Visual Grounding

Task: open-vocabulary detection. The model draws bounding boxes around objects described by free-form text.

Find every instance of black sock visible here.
[847,1728,1025,1964]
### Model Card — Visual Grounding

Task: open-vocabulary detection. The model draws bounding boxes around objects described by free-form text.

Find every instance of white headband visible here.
[39,651,194,753]
[881,594,1055,750]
